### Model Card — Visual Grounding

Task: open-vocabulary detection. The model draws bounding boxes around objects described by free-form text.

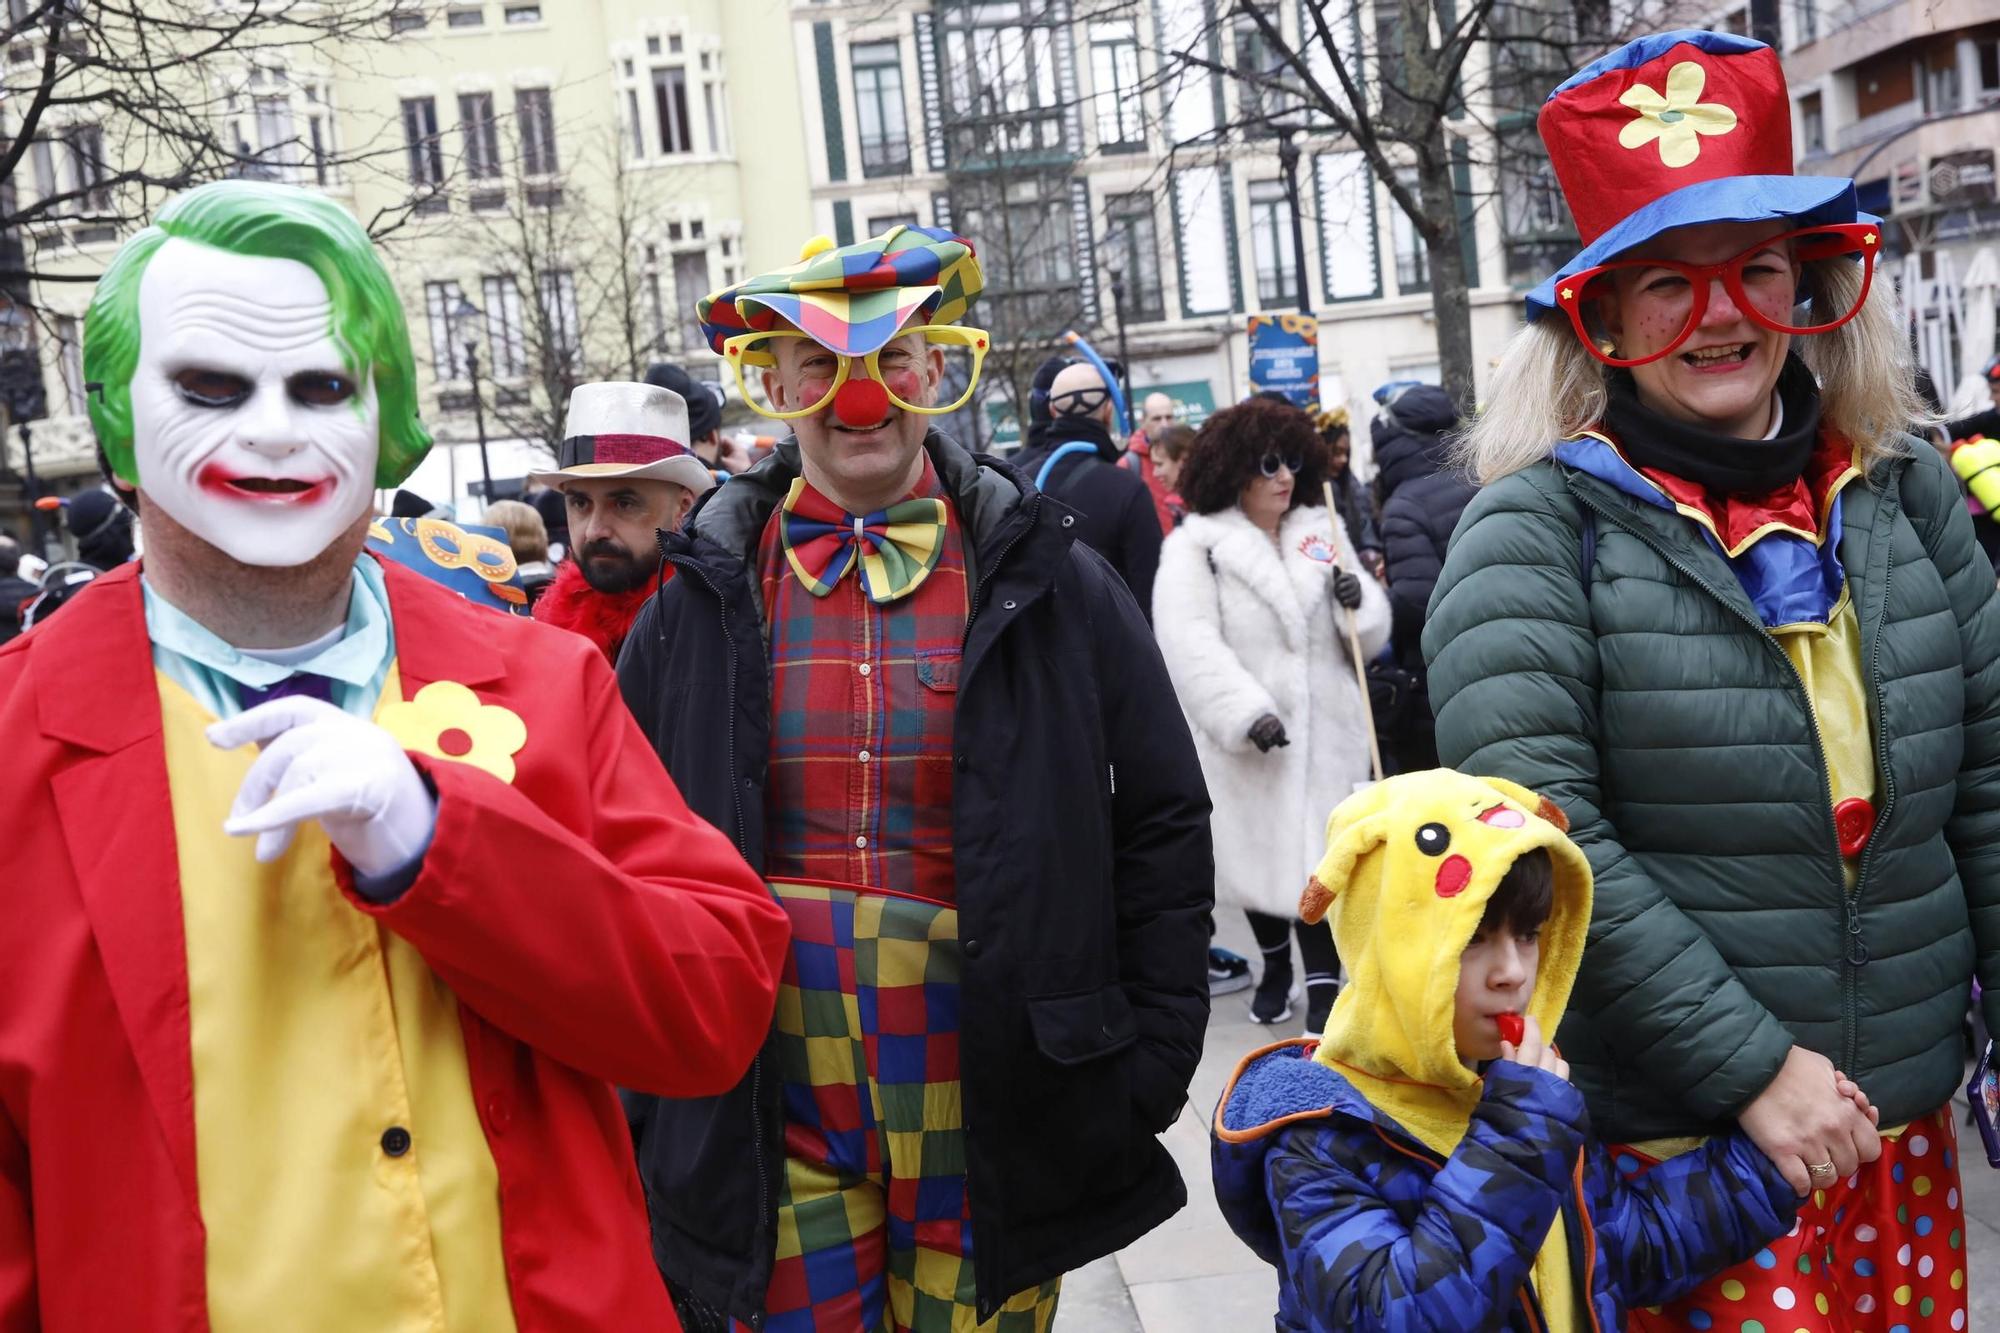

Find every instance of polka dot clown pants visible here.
[1613,1103,1967,1332]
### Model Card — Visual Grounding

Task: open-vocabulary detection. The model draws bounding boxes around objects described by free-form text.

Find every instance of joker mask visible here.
[128,236,381,567]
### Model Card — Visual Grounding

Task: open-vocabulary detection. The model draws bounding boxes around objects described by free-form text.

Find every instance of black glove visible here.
[1331,569,1363,610]
[1248,713,1290,752]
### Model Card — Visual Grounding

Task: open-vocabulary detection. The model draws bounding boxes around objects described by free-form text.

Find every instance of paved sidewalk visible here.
[1063,914,2000,1331]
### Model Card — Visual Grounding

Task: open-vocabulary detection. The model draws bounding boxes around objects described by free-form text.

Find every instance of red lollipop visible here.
[1496,1013,1525,1046]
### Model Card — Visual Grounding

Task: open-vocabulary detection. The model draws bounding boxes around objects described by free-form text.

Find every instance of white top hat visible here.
[526,381,716,494]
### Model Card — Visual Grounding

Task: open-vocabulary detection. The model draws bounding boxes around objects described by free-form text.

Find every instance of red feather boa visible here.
[531,559,662,662]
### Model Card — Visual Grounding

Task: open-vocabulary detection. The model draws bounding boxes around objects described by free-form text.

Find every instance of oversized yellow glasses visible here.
[722,324,990,424]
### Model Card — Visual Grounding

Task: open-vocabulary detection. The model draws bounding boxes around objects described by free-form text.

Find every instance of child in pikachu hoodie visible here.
[1211,771,1868,1332]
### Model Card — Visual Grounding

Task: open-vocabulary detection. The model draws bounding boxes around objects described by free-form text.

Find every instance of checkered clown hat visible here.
[696,225,983,359]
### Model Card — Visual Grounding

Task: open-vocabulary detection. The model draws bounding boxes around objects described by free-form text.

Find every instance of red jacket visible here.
[0,560,790,1331]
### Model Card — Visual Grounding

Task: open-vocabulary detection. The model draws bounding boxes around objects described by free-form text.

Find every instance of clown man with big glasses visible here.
[1426,30,2000,1330]
[615,228,1213,1332]
[0,180,790,1331]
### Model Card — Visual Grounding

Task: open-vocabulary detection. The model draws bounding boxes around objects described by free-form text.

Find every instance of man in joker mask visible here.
[0,180,789,1330]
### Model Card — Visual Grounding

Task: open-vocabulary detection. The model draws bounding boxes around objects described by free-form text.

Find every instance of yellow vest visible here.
[159,667,518,1333]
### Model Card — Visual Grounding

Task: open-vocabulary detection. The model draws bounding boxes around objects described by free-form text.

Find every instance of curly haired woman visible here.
[1154,397,1389,1033]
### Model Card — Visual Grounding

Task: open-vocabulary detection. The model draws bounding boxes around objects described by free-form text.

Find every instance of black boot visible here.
[1251,947,1295,1025]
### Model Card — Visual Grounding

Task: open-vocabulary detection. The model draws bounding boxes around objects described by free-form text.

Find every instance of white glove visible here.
[207,695,438,879]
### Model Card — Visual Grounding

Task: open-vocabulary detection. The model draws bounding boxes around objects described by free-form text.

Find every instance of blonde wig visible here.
[1457,257,1931,485]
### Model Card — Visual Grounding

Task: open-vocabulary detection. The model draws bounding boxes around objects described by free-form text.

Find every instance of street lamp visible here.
[1105,264,1134,437]
[448,294,494,509]
[1274,126,1313,315]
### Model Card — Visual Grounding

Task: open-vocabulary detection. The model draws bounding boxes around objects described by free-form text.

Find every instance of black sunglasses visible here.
[1259,451,1305,479]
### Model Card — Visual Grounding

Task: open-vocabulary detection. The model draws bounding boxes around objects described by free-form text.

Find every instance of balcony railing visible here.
[1835,100,1923,152]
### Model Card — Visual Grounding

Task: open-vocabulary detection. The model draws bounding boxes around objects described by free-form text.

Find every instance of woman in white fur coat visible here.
[1153,397,1390,1032]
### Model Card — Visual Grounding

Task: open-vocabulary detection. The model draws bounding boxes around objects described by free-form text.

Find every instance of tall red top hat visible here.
[1527,30,1859,316]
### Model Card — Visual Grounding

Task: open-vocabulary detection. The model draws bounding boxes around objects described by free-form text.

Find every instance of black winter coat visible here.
[0,574,35,644]
[1012,417,1164,617]
[1379,469,1476,666]
[615,431,1213,1326]
[1368,384,1458,508]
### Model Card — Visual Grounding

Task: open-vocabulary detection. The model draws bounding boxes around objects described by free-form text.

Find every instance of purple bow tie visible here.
[236,672,335,711]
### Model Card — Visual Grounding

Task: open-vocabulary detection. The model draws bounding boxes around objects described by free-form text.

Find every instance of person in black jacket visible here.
[1011,360,1163,614]
[1371,382,1473,772]
[618,227,1212,1332]
[0,536,34,644]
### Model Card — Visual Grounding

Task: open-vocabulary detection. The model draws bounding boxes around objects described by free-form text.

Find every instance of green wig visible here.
[83,179,432,488]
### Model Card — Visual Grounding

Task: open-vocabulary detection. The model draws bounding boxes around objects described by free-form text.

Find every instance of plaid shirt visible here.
[758,457,969,903]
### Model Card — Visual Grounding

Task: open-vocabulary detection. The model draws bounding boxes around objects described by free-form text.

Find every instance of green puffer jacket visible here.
[1423,441,2000,1141]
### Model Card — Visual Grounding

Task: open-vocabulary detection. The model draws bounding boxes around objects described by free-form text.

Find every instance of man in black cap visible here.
[645,362,746,479]
[66,489,136,571]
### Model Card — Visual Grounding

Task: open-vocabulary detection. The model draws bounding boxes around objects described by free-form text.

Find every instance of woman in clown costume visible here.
[1425,30,2000,1331]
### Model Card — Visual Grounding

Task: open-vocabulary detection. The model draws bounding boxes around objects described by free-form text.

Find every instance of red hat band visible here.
[1540,40,1793,247]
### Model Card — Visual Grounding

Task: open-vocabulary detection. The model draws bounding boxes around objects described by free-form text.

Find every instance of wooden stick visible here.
[1325,479,1384,782]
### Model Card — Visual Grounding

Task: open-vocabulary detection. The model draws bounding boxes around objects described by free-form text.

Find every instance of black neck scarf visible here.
[1603,353,1822,496]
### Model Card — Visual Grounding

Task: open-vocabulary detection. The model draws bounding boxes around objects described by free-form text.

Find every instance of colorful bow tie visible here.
[779,477,948,605]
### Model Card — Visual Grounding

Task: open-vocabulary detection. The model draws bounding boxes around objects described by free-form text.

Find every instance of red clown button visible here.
[1833,797,1876,859]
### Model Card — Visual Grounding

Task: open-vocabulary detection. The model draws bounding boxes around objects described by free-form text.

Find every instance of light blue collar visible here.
[144,557,396,717]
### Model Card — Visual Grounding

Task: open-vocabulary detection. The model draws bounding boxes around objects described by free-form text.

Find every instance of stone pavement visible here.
[1060,912,2000,1331]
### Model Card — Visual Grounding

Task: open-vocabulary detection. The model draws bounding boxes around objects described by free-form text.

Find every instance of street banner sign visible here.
[1248,312,1319,407]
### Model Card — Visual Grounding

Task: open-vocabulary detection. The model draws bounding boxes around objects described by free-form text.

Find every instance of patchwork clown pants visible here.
[1614,1103,1967,1332]
[745,881,1062,1333]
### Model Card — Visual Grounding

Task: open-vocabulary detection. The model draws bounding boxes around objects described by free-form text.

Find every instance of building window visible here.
[1104,193,1165,321]
[459,92,500,179]
[1923,52,1961,115]
[29,136,52,201]
[654,66,692,154]
[62,124,108,212]
[1090,20,1143,149]
[866,212,920,236]
[516,87,557,175]
[851,41,909,177]
[480,275,527,377]
[1247,179,1297,307]
[304,84,335,186]
[1233,3,1288,132]
[401,97,444,188]
[1797,0,1818,45]
[389,10,426,35]
[939,4,1065,163]
[447,6,483,28]
[537,269,580,369]
[1798,92,1824,154]
[1392,169,1428,294]
[424,280,470,380]
[1980,39,2000,103]
[703,62,729,154]
[673,250,710,352]
[951,171,1075,338]
[1496,125,1572,288]
[54,315,83,416]
[504,3,540,22]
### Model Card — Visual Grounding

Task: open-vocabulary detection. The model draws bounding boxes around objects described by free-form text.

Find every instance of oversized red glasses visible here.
[1551,223,1882,368]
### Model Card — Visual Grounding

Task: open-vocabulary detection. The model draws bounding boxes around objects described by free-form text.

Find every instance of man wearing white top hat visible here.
[531,381,716,662]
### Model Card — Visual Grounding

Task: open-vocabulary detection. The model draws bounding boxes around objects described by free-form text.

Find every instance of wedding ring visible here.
[1806,1160,1838,1185]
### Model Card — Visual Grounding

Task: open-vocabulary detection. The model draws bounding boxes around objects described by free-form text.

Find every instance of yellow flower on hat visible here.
[380,680,528,784]
[1617,60,1738,169]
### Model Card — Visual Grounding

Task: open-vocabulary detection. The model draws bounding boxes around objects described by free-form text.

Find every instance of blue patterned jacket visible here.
[1212,1041,1798,1332]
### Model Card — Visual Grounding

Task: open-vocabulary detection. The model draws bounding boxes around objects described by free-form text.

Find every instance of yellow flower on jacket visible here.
[1617,61,1737,169]
[380,680,528,784]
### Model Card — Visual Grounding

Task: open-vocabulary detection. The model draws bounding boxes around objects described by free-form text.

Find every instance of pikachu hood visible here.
[1299,769,1594,1155]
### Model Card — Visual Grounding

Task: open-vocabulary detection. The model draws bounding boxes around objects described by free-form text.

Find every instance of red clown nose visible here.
[833,377,890,427]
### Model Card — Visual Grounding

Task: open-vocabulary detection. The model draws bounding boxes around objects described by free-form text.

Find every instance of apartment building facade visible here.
[789,0,1539,455]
